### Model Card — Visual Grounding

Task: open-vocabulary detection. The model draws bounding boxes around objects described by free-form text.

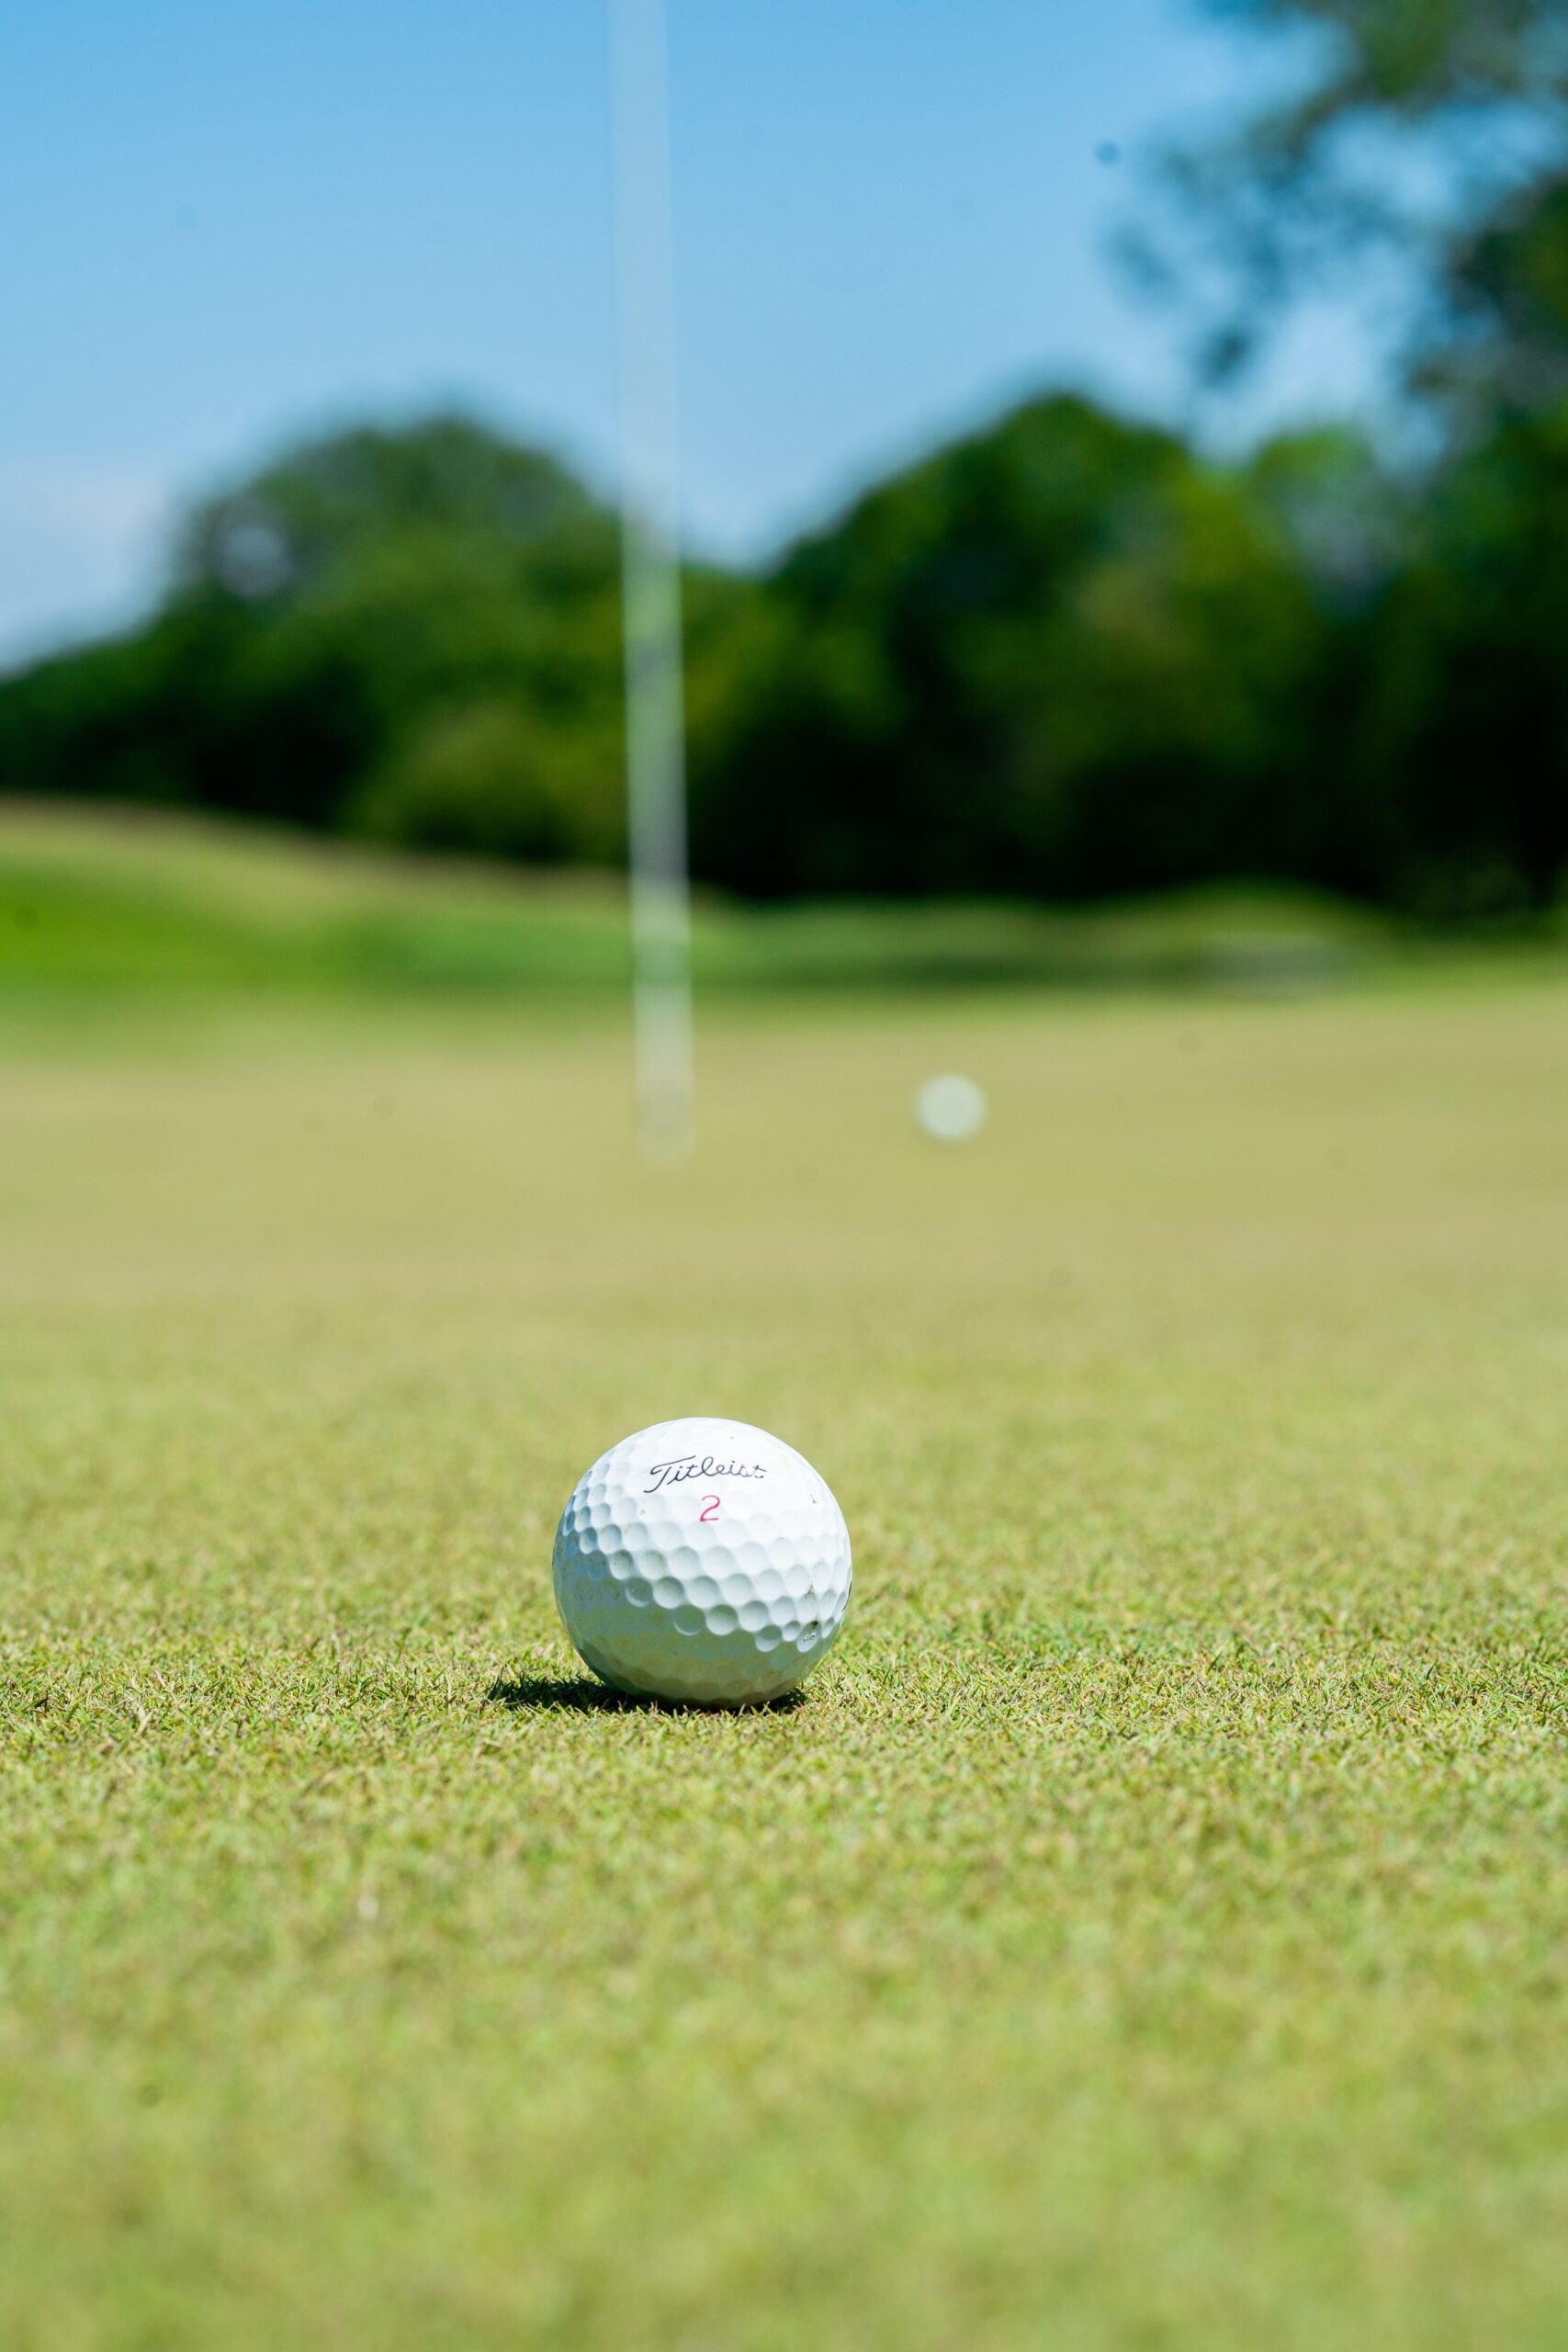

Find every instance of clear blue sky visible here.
[0,0,1376,663]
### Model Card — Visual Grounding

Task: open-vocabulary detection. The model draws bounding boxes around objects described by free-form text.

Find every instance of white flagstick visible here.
[610,0,694,1162]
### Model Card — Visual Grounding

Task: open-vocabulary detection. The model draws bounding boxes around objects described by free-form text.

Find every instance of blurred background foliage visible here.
[5,0,1568,924]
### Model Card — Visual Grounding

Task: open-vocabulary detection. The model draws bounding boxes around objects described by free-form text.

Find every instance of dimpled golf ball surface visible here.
[552,1418,852,1706]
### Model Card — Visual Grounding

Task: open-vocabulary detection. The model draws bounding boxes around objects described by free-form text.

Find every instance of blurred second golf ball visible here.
[916,1073,987,1142]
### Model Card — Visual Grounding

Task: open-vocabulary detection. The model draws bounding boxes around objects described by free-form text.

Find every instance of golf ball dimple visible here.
[551,1417,852,1707]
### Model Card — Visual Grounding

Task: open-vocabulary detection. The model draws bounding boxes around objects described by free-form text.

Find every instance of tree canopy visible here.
[0,374,1565,914]
[1150,0,1568,417]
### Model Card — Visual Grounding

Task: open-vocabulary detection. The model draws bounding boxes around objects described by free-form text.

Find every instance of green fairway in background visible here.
[0,797,1427,1002]
[4,948,1568,2349]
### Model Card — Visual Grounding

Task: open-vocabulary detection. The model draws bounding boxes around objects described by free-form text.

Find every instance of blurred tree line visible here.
[4,0,1567,916]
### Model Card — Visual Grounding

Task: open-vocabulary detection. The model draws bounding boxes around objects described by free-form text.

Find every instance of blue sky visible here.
[0,0,1379,663]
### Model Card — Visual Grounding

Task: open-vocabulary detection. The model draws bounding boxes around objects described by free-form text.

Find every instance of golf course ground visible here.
[3,809,1568,2348]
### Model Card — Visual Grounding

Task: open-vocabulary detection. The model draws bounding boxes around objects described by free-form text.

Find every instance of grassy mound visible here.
[0,797,1399,999]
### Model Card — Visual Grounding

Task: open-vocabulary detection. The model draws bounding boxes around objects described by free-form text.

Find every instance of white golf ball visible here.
[552,1417,852,1706]
[916,1072,987,1142]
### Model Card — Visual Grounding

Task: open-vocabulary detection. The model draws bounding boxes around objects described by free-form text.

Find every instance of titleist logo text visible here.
[645,1453,769,1495]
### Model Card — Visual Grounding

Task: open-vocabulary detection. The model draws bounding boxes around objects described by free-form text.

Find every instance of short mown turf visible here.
[4,981,1568,2349]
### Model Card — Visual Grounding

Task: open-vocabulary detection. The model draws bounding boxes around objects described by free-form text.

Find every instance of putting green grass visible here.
[4,971,1568,2348]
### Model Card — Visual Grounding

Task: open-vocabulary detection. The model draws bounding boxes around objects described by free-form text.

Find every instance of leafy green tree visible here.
[4,386,1563,915]
[1149,0,1568,414]
[350,700,625,865]
[1140,0,1568,908]
[0,416,635,862]
[1357,401,1568,910]
[172,416,599,603]
[691,395,1332,899]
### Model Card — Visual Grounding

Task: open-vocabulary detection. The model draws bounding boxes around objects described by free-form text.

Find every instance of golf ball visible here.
[916,1072,987,1142]
[552,1417,852,1706]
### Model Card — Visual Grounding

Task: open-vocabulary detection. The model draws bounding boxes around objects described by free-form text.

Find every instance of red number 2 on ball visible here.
[699,1494,721,1522]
